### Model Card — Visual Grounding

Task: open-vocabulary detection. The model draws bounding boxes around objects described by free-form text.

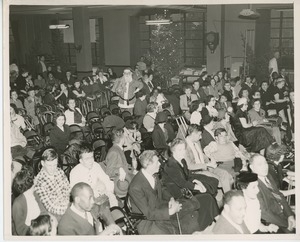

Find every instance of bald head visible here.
[71,182,92,201]
[71,182,95,212]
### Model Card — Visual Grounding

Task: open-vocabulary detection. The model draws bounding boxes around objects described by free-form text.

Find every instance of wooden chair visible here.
[86,111,100,126]
[81,99,94,117]
[40,111,55,125]
[91,122,105,140]
[109,103,121,116]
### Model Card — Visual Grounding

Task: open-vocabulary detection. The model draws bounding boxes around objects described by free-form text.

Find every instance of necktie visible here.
[148,81,153,89]
[187,96,191,106]
[153,174,158,190]
[181,159,189,179]
[193,142,203,164]
[265,178,282,202]
[84,212,89,220]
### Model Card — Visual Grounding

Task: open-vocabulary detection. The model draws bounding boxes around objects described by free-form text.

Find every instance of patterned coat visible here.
[34,168,71,216]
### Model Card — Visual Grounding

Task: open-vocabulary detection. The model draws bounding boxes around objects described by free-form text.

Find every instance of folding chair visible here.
[23,130,43,148]
[91,122,105,139]
[81,99,94,117]
[121,111,131,120]
[92,139,107,164]
[86,111,100,126]
[40,111,55,125]
[175,115,188,138]
[110,95,120,104]
[100,107,112,118]
[60,144,81,180]
[43,122,55,136]
[109,103,121,116]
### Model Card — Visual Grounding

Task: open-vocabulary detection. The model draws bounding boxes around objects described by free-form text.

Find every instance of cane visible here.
[176,212,182,235]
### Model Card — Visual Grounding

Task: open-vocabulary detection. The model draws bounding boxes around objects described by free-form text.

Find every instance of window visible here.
[138,9,207,68]
[270,10,293,69]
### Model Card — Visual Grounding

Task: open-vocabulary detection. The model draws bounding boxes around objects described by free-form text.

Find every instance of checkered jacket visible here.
[34,168,71,215]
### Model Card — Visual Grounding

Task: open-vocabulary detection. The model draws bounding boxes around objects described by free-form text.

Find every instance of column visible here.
[72,7,92,78]
[206,5,222,74]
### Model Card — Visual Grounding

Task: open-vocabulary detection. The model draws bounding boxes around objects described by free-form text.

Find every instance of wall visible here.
[91,9,140,68]
[224,4,256,70]
[206,4,256,74]
[206,5,222,74]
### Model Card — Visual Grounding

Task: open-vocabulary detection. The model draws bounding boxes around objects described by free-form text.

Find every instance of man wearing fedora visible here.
[128,150,183,234]
[69,144,119,207]
[112,67,143,114]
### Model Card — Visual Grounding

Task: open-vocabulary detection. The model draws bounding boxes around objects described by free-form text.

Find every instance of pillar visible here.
[72,7,92,78]
[206,5,222,74]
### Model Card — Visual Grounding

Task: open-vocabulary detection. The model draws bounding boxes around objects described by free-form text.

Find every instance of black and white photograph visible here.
[3,0,299,240]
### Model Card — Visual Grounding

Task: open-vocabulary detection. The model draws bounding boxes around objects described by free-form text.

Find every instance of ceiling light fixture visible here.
[49,24,70,30]
[238,5,260,20]
[145,19,172,25]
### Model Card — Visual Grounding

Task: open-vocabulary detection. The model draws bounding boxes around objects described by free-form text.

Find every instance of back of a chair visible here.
[95,92,109,108]
[23,115,35,131]
[91,122,105,139]
[69,124,82,134]
[110,95,120,104]
[43,122,55,136]
[81,99,94,117]
[60,144,80,179]
[100,107,112,118]
[92,139,106,150]
[86,111,100,125]
[121,111,131,120]
[41,111,55,125]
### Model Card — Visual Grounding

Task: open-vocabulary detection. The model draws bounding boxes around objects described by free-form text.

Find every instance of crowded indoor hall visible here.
[8,3,295,237]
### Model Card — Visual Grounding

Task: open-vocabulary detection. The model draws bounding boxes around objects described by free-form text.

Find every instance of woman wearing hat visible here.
[152,112,175,151]
[236,172,279,234]
[232,97,273,154]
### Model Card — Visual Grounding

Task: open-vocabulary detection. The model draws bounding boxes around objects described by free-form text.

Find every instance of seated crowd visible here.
[10,60,295,236]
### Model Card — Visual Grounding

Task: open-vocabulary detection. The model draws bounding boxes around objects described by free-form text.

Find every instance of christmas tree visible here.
[145,23,184,88]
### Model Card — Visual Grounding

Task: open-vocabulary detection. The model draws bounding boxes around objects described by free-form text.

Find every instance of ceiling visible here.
[10,5,208,15]
[10,4,293,15]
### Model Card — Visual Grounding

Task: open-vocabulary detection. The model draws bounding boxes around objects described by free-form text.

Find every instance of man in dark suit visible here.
[212,190,250,234]
[249,154,295,233]
[192,80,207,100]
[141,71,154,98]
[128,150,182,234]
[200,115,216,149]
[163,138,219,231]
[58,182,121,235]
